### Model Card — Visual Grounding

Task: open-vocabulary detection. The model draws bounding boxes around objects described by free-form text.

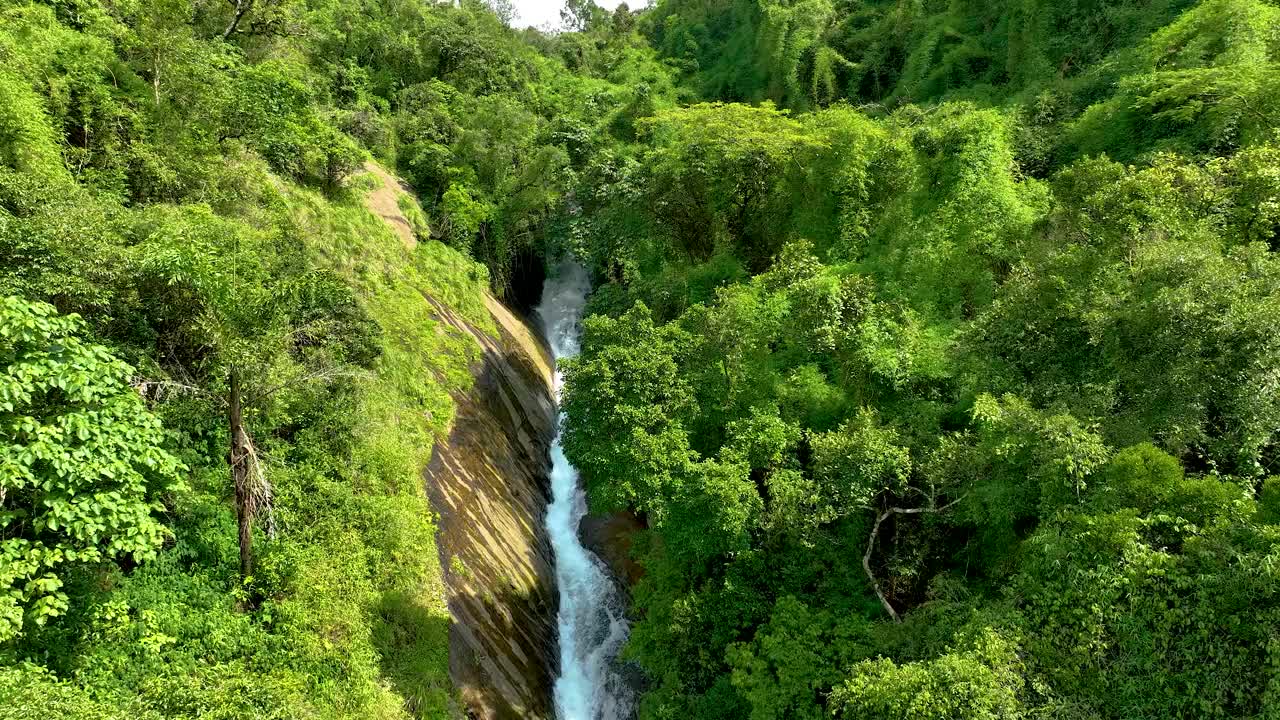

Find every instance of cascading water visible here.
[537,262,635,720]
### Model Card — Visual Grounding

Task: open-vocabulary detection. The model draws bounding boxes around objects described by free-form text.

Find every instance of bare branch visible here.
[863,494,966,623]
[132,378,212,405]
[863,508,900,621]
[223,0,255,39]
[248,365,365,405]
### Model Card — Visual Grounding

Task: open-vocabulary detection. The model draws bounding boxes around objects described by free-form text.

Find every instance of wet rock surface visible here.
[578,512,646,590]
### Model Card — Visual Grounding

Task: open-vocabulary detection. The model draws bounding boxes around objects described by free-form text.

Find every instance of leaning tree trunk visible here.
[223,0,255,39]
[229,368,254,581]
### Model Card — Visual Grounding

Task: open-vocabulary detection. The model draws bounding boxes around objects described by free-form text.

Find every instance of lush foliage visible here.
[6,0,1280,717]
[557,1,1280,718]
[0,0,667,717]
[0,297,183,642]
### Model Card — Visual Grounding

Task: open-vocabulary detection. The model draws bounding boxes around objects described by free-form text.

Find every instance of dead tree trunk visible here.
[229,368,254,581]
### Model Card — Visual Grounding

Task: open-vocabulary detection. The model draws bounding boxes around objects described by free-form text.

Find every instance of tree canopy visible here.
[4,0,1280,717]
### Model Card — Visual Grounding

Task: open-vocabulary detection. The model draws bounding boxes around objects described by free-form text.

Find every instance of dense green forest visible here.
[0,0,670,716]
[559,0,1280,718]
[2,0,1280,718]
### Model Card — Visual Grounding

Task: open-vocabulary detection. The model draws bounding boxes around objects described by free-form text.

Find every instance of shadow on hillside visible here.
[373,589,457,719]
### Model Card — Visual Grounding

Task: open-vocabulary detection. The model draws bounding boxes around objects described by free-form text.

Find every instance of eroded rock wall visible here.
[424,295,559,720]
[358,162,560,719]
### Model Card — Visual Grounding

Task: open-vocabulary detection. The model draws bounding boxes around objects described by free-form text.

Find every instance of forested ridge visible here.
[1,0,1279,718]
[562,0,1280,717]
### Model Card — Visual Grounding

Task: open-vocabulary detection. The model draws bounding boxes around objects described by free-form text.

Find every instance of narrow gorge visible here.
[421,257,636,720]
[422,285,557,720]
[539,264,635,720]
[6,1,1280,719]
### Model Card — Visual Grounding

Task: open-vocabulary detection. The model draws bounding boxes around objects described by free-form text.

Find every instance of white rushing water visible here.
[537,262,635,720]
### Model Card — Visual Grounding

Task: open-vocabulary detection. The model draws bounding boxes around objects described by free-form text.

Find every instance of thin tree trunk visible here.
[863,496,964,623]
[229,367,253,581]
[152,50,161,104]
[863,507,900,622]
[223,0,254,39]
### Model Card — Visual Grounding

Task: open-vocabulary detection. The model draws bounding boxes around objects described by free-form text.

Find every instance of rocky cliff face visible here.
[423,293,560,720]
[359,161,561,719]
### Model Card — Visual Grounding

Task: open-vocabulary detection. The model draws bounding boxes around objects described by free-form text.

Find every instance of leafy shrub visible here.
[0,296,183,640]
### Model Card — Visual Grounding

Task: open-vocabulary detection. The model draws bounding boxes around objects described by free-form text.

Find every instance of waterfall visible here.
[537,262,635,720]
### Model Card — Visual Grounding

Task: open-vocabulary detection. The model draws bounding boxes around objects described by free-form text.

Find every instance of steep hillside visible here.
[0,1,597,716]
[6,0,1280,719]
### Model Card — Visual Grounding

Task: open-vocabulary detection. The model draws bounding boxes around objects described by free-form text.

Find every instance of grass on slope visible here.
[4,169,492,720]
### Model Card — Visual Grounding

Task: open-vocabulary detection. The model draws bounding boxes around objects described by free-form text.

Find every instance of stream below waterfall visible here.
[537,262,636,720]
